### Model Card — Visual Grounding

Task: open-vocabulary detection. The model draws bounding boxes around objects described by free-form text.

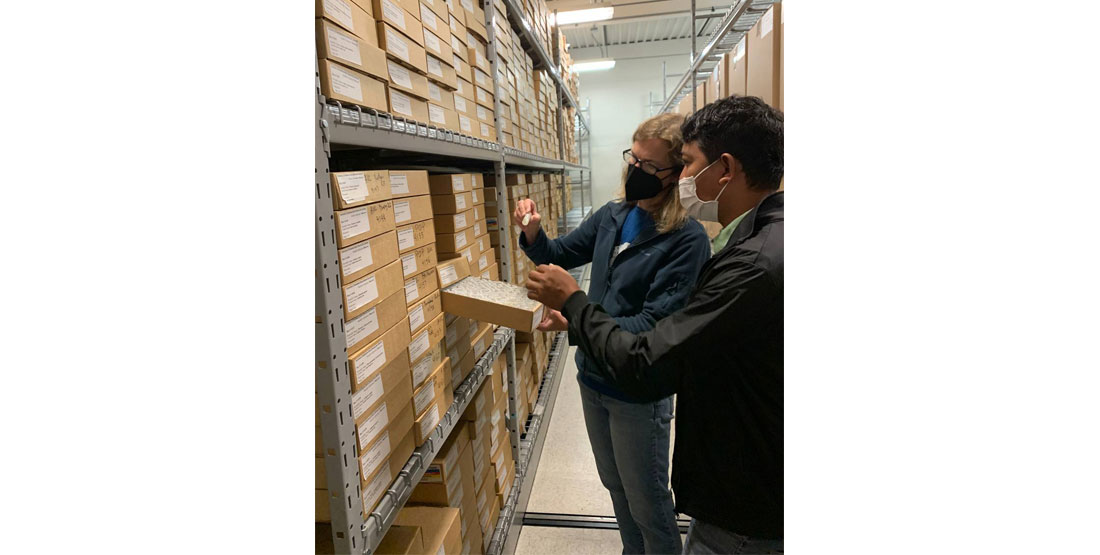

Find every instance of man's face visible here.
[680,141,725,202]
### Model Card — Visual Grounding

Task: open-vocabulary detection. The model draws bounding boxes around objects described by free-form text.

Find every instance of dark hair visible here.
[681,95,783,190]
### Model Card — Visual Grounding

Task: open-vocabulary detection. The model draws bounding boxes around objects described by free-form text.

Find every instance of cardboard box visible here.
[450,344,477,387]
[430,191,473,214]
[419,2,447,38]
[468,187,484,206]
[470,324,492,361]
[413,363,449,417]
[465,7,488,42]
[746,3,781,109]
[426,54,459,89]
[355,386,414,454]
[474,85,493,109]
[726,36,747,97]
[396,219,435,254]
[496,462,515,507]
[444,316,473,353]
[450,34,468,63]
[317,20,387,80]
[392,194,433,226]
[404,266,439,307]
[401,242,437,280]
[388,87,430,121]
[428,173,474,194]
[427,81,455,110]
[454,77,474,102]
[436,227,475,254]
[350,317,414,397]
[410,312,447,364]
[318,489,330,522]
[422,28,454,65]
[317,0,376,40]
[343,259,405,320]
[432,209,475,234]
[389,169,431,198]
[345,287,409,354]
[407,289,442,335]
[411,340,447,389]
[361,454,393,515]
[435,253,472,289]
[427,103,459,130]
[335,200,396,249]
[379,22,428,73]
[394,507,461,555]
[373,0,425,46]
[376,524,424,555]
[473,233,491,257]
[472,67,491,91]
[474,103,494,125]
[339,230,400,284]
[414,399,443,444]
[453,94,473,120]
[360,425,416,489]
[453,56,474,85]
[331,169,392,210]
[422,0,449,21]
[470,220,487,243]
[440,258,545,332]
[386,60,430,100]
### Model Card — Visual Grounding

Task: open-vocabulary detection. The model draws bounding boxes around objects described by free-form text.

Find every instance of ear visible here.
[717,153,740,188]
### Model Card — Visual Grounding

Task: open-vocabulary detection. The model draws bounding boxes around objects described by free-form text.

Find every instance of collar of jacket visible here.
[608,200,658,245]
[724,191,784,249]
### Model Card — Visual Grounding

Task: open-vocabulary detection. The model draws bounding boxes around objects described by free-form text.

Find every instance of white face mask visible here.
[678,159,727,222]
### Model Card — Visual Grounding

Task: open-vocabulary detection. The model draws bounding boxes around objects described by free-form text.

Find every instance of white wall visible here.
[574,49,691,209]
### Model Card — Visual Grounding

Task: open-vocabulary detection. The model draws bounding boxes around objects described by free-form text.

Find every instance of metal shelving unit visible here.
[660,0,777,114]
[316,1,594,553]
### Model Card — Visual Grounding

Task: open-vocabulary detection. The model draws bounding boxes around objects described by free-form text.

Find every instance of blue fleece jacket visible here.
[519,201,711,402]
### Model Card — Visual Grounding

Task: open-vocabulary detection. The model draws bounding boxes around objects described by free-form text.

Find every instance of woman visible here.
[512,113,711,554]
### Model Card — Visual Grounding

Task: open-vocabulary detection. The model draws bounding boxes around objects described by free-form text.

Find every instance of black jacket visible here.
[520,201,711,402]
[562,192,784,539]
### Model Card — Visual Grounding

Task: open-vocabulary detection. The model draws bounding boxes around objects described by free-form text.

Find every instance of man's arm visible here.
[561,260,778,399]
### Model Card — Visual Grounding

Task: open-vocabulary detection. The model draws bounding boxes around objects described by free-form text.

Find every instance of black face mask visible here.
[624,165,676,201]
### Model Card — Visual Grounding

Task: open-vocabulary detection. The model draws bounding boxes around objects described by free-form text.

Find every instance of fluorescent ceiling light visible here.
[572,60,616,73]
[553,7,614,26]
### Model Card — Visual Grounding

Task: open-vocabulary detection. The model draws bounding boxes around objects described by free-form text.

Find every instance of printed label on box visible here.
[398,227,416,250]
[339,206,372,240]
[455,231,467,249]
[475,70,487,87]
[393,200,412,222]
[438,263,459,286]
[476,105,487,119]
[346,274,379,312]
[360,430,392,478]
[451,35,462,52]
[401,252,418,276]
[324,0,355,31]
[363,459,390,509]
[477,237,486,252]
[453,175,465,190]
[412,354,434,386]
[477,88,488,102]
[474,221,481,236]
[336,172,370,204]
[346,306,380,349]
[759,9,773,39]
[454,95,468,113]
[328,26,363,66]
[405,278,420,304]
[391,90,414,117]
[409,304,425,331]
[388,61,414,89]
[390,173,410,195]
[352,372,385,420]
[355,340,388,385]
[459,115,472,133]
[382,0,407,30]
[461,0,473,11]
[340,239,374,277]
[478,254,488,271]
[421,5,439,29]
[419,405,441,438]
[480,123,490,137]
[429,104,446,124]
[427,56,443,77]
[357,400,389,447]
[733,38,746,62]
[424,31,441,55]
[428,82,443,102]
[410,329,431,360]
[476,50,487,67]
[414,377,437,413]
[386,28,411,62]
[455,195,467,211]
[453,213,467,229]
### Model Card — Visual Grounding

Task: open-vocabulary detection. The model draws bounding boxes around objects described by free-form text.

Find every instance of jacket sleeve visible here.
[519,203,605,270]
[610,228,713,334]
[561,260,779,399]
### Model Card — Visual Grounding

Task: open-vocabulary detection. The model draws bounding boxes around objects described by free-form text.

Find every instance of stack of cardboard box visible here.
[386,505,463,554]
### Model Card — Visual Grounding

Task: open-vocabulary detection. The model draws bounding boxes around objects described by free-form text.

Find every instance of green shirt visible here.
[711,210,751,254]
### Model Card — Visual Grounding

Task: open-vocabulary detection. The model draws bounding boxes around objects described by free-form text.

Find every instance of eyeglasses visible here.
[623,149,681,176]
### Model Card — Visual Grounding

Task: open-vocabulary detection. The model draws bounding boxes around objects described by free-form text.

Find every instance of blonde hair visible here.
[619,113,689,234]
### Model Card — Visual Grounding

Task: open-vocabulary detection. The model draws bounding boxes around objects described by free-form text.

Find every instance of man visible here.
[526,96,784,554]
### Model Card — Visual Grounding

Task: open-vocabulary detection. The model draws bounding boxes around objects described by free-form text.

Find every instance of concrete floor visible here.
[514,527,623,555]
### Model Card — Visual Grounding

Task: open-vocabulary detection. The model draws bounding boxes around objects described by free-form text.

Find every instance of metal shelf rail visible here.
[659,0,776,114]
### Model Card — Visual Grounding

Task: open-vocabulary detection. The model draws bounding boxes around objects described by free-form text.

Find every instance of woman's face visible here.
[631,138,679,186]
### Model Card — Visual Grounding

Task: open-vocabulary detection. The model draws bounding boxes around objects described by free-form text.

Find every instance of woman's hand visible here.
[536,309,568,332]
[512,199,542,244]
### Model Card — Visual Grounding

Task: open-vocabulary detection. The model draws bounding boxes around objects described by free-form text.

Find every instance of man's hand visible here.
[536,309,568,332]
[526,264,581,310]
[512,199,541,245]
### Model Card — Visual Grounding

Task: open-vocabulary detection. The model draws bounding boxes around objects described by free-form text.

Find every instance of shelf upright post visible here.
[315,79,367,554]
[552,9,569,235]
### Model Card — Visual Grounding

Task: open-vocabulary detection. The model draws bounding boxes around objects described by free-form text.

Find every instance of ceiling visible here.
[549,0,733,51]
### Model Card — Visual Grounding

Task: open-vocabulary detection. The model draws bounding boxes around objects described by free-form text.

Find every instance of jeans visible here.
[683,519,783,554]
[578,375,680,554]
